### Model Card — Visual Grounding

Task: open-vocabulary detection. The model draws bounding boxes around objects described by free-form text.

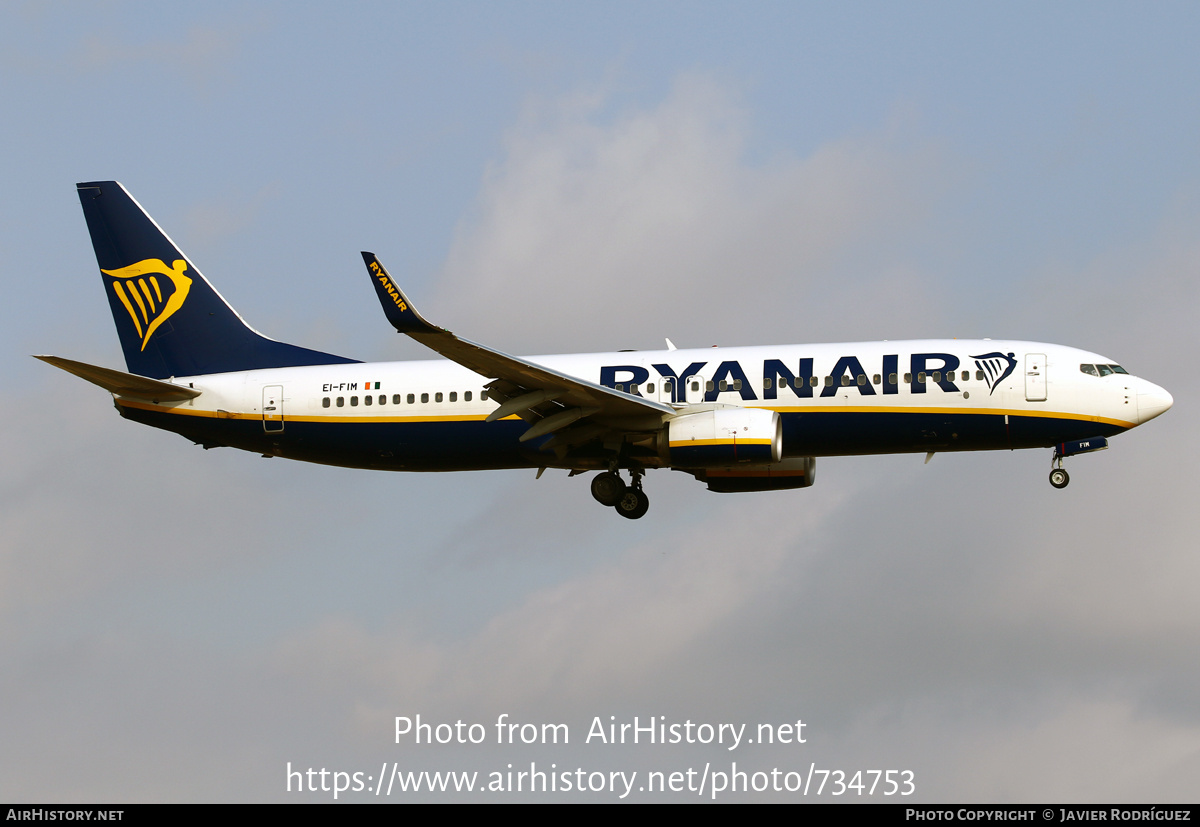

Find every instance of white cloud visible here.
[5,64,1197,801]
[432,74,952,352]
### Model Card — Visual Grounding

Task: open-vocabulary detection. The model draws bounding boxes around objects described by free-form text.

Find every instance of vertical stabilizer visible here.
[76,181,357,378]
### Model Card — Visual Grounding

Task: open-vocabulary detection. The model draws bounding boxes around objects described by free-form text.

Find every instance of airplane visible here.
[39,181,1174,520]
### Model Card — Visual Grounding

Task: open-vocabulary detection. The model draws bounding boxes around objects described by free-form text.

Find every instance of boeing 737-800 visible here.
[39,181,1173,519]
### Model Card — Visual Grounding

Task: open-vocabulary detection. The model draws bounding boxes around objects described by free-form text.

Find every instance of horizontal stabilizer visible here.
[35,355,201,401]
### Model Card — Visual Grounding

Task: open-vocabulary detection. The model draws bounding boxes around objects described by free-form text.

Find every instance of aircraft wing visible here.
[361,253,673,449]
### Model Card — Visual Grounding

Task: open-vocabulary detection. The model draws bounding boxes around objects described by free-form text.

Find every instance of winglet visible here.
[361,252,440,334]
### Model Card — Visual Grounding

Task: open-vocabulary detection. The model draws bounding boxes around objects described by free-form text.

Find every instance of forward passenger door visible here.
[1025,354,1046,402]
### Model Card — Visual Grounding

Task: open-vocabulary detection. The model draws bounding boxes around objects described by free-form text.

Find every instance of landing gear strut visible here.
[615,470,650,520]
[1049,453,1070,489]
[592,469,650,519]
[1047,437,1108,489]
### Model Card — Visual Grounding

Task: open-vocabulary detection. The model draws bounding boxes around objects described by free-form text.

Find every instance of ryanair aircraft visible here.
[41,181,1173,519]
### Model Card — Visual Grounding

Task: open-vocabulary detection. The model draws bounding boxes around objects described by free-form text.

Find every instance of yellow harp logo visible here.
[102,259,193,351]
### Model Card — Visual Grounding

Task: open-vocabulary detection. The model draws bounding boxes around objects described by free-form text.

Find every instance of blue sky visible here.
[2,1,1198,801]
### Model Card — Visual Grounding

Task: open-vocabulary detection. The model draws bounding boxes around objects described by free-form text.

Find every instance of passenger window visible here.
[932,371,941,383]
[719,380,728,391]
[764,378,772,390]
[465,391,472,401]
[364,395,373,406]
[917,372,926,383]
[706,381,714,392]
[435,392,443,402]
[647,383,654,394]
[393,394,401,404]
[841,375,850,386]
[407,394,415,404]
[904,373,912,384]
[1080,364,1099,377]
[615,384,624,392]
[449,392,457,402]
[481,390,488,401]
[379,395,385,405]
[976,370,984,380]
[664,381,673,394]
[336,397,344,407]
[810,376,819,388]
[350,396,359,406]
[961,370,969,381]
[857,374,866,386]
[691,382,699,392]
[322,397,330,408]
[824,376,833,387]
[889,373,897,385]
[873,374,881,385]
[733,379,742,390]
[421,393,429,403]
[629,384,638,394]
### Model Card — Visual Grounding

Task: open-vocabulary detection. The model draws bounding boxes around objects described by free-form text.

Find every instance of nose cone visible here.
[1136,380,1174,424]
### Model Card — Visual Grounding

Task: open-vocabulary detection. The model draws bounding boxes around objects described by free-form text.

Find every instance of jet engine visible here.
[691,456,817,492]
[666,407,782,467]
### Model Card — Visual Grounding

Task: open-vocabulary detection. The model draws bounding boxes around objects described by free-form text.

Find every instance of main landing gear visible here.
[590,469,650,519]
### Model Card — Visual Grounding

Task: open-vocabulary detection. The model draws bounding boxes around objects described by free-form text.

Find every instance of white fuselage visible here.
[113,339,1171,473]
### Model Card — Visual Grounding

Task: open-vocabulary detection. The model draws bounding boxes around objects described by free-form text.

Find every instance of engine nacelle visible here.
[667,407,782,468]
[693,456,817,492]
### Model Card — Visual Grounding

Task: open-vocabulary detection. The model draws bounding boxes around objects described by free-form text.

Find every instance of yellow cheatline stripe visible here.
[761,404,1135,429]
[116,398,519,424]
[288,413,495,423]
[115,398,1135,430]
[669,438,774,448]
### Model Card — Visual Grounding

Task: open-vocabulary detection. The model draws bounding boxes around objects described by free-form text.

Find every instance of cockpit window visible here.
[1081,363,1129,377]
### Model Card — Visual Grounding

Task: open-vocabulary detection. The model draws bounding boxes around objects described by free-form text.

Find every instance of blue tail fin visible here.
[76,181,358,378]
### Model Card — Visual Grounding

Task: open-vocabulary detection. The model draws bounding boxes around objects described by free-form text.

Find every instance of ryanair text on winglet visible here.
[370,261,407,313]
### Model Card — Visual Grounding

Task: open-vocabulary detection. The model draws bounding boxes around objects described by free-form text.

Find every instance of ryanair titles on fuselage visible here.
[597,349,1014,403]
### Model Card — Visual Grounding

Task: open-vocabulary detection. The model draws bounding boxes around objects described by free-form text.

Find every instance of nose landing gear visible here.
[591,468,650,519]
[1047,436,1109,489]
